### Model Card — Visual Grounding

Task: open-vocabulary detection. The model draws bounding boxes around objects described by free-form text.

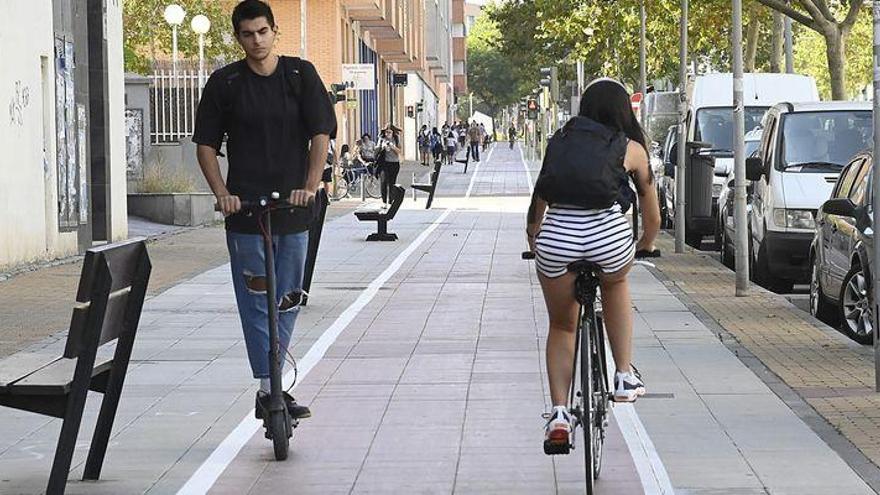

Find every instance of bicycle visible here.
[522,248,660,494]
[330,163,381,200]
[215,193,312,460]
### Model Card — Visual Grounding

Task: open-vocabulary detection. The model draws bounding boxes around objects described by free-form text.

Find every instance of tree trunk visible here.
[770,10,784,72]
[825,28,847,100]
[745,16,760,72]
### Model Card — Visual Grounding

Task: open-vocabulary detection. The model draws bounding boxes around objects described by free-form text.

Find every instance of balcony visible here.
[342,0,383,21]
[375,37,412,63]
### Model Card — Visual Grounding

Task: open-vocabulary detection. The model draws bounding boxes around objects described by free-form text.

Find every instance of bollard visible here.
[412,173,417,200]
[301,188,329,306]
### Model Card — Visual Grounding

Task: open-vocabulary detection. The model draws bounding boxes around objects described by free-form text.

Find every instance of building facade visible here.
[269,0,455,161]
[0,0,128,271]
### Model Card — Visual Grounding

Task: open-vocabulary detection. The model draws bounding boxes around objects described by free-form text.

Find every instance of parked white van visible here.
[666,73,819,246]
[746,101,873,292]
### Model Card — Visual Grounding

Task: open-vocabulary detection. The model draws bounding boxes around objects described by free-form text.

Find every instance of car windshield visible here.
[780,111,873,170]
[694,107,768,153]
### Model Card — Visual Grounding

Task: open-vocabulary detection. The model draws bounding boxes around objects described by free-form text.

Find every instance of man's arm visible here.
[197,144,240,215]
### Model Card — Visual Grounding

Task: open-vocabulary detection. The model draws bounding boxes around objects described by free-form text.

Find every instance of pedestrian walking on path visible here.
[468,122,482,162]
[377,125,402,205]
[527,78,661,446]
[193,0,336,421]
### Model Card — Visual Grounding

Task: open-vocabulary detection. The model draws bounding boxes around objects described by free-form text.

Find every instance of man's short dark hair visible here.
[232,0,275,34]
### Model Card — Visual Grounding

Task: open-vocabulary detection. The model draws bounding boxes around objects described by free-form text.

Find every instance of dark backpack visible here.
[220,56,306,111]
[535,116,628,210]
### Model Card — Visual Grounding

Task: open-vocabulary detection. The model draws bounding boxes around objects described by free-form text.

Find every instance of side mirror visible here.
[822,198,856,218]
[746,157,764,181]
[664,161,676,178]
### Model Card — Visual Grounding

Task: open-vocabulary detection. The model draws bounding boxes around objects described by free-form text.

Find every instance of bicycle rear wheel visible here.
[581,308,597,494]
[590,314,609,481]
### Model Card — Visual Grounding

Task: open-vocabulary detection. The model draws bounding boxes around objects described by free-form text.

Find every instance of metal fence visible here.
[150,70,204,144]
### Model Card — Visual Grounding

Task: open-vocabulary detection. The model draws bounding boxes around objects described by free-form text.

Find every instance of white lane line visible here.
[517,143,534,194]
[604,314,675,494]
[176,146,490,495]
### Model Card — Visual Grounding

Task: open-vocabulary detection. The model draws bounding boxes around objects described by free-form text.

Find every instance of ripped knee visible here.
[279,290,305,312]
[244,273,267,294]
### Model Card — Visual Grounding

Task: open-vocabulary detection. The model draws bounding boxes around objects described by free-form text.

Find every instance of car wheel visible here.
[839,264,874,345]
[810,256,837,324]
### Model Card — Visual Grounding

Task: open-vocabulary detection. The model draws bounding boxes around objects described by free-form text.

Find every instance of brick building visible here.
[269,0,458,160]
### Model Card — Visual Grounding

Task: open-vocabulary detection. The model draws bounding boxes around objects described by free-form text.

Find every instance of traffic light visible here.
[539,67,559,102]
[526,99,539,120]
[329,82,354,103]
[416,101,424,113]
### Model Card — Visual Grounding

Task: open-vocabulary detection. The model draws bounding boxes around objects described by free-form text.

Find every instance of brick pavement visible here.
[651,235,880,476]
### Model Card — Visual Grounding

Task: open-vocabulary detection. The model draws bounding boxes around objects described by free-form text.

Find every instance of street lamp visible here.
[191,14,211,91]
[163,4,186,76]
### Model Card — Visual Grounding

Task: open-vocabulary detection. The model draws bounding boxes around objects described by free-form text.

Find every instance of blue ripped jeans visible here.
[226,231,309,379]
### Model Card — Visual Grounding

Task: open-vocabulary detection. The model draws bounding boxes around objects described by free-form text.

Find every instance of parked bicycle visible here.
[330,161,381,200]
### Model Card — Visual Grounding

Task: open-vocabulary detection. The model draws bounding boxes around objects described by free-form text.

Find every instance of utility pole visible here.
[733,0,749,295]
[675,0,689,253]
[871,0,880,391]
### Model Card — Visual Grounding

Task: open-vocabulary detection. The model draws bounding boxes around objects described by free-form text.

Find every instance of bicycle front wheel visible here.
[364,174,382,198]
[331,176,349,200]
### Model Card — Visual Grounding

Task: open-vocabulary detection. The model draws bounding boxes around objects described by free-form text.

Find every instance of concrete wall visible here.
[0,0,78,270]
[0,0,127,271]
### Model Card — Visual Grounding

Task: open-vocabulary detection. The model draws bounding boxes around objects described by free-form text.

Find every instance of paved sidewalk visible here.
[0,144,874,494]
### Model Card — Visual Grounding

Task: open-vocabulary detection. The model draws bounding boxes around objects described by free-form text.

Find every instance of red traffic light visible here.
[527,99,538,111]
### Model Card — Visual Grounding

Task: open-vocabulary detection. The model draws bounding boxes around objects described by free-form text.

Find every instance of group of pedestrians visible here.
[416,121,491,166]
[327,127,402,206]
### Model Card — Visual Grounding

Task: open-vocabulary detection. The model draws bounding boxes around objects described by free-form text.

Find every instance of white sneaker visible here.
[543,406,572,453]
[614,367,646,402]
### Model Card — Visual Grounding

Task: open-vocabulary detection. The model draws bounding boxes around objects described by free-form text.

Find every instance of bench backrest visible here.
[431,161,442,184]
[386,185,405,220]
[63,239,152,359]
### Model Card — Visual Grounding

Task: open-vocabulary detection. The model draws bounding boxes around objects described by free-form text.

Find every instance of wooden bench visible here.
[354,185,405,241]
[0,239,151,494]
[454,149,471,174]
[411,159,443,209]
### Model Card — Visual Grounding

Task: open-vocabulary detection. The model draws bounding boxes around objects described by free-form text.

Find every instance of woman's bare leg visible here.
[599,263,634,373]
[538,272,579,407]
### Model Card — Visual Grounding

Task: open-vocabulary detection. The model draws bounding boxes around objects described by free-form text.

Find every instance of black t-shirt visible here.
[193,56,337,234]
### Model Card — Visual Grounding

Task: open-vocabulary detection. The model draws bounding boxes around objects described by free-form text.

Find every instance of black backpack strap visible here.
[279,55,304,102]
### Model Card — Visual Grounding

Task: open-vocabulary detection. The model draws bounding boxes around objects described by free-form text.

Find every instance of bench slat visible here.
[7,354,114,395]
[0,354,61,390]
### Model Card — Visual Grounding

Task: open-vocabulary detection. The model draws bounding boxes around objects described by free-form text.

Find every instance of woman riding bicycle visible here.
[526,78,660,445]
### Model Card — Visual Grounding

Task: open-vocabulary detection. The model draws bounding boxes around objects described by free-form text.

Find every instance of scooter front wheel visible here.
[269,409,291,460]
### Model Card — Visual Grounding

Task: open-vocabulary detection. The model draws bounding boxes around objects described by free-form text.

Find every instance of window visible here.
[779,111,872,170]
[849,157,872,205]
[834,158,864,199]
[694,106,768,154]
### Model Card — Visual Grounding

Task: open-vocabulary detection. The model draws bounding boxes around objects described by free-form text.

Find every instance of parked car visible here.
[810,151,874,344]
[747,101,873,293]
[643,91,679,144]
[657,125,678,229]
[668,73,819,247]
[717,128,763,268]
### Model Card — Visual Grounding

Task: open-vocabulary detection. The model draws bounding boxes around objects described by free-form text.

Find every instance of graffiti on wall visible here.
[8,81,30,127]
[125,108,144,180]
[55,37,82,229]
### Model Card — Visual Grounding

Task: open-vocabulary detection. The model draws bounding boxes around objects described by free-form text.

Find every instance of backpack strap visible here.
[220,57,305,110]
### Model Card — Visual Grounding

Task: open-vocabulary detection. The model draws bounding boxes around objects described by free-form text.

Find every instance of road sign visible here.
[527,99,539,120]
[631,92,643,116]
[341,64,375,90]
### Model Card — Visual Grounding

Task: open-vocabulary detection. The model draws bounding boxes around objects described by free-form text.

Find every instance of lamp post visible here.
[191,14,211,92]
[163,4,186,76]
[675,0,689,253]
[870,0,880,391]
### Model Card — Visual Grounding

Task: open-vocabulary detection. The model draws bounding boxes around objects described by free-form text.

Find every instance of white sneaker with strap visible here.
[614,366,646,402]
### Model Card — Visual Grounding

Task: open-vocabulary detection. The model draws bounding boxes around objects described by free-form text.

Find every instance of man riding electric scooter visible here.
[193,0,336,447]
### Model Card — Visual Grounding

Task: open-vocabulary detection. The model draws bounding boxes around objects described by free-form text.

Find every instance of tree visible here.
[754,0,864,99]
[123,0,240,74]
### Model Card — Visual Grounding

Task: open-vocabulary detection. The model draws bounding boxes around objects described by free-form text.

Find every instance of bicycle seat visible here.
[567,260,601,276]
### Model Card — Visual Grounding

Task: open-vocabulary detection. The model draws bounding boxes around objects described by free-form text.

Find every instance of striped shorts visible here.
[535,204,635,278]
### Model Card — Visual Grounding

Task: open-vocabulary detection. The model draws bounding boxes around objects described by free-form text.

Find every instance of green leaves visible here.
[123,0,241,74]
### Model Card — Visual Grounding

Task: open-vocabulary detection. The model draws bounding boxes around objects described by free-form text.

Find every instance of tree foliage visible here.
[123,0,241,74]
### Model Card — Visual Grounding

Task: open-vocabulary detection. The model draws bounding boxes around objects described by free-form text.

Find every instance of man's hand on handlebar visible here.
[216,194,241,217]
[288,188,316,208]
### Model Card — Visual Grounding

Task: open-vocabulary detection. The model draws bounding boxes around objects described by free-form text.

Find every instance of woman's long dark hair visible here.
[578,78,649,153]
